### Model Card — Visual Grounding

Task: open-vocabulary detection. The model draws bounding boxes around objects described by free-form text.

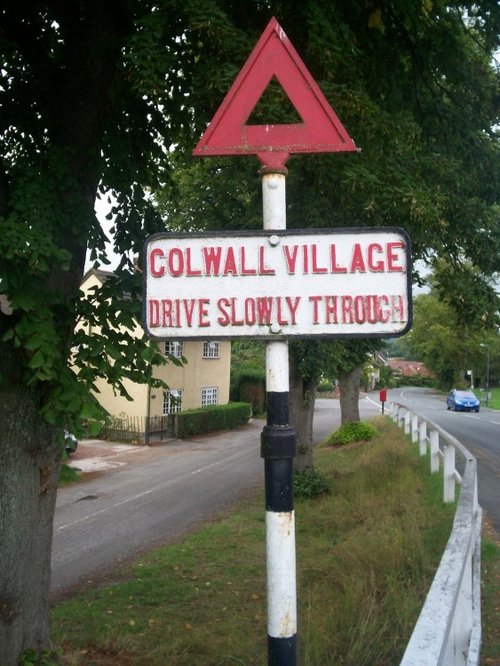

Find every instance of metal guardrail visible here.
[388,402,482,666]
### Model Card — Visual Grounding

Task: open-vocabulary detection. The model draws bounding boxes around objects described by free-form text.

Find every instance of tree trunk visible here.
[289,356,316,471]
[0,385,60,665]
[338,366,362,424]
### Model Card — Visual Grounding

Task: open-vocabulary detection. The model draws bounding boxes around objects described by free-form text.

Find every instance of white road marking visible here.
[57,487,159,531]
[363,396,381,409]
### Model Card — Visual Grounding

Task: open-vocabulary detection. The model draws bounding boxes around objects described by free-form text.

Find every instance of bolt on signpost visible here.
[144,17,412,666]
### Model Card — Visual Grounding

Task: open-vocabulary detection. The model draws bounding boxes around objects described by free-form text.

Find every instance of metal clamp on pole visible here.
[261,424,296,517]
[261,415,297,664]
[261,425,296,460]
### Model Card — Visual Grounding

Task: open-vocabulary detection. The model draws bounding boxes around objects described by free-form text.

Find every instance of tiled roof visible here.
[388,359,434,377]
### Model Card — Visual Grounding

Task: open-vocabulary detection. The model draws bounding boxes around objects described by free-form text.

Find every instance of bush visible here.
[59,464,80,485]
[294,467,329,499]
[392,375,436,388]
[326,421,378,446]
[317,379,334,392]
[176,402,251,439]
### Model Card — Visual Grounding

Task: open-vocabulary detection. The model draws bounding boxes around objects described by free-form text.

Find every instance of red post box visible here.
[379,388,387,403]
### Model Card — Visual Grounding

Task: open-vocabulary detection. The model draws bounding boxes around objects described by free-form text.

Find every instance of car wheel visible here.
[475,408,480,413]
[453,404,458,411]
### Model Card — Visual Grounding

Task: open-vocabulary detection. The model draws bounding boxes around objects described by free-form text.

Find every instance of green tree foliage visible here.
[289,338,382,386]
[400,293,465,386]
[398,256,500,389]
[0,3,195,430]
[289,338,382,465]
[0,2,246,661]
[429,258,500,331]
[230,340,266,411]
[399,290,500,388]
[158,0,500,280]
[154,0,500,428]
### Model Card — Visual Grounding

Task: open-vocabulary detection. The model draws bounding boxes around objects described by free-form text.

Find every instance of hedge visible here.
[230,368,266,414]
[176,402,252,439]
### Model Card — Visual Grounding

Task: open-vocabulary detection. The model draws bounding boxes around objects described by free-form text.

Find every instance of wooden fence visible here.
[100,414,175,444]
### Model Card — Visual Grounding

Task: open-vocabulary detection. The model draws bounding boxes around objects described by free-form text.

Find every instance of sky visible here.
[87,195,122,271]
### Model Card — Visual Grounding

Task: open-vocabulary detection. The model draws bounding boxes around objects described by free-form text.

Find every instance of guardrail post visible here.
[392,404,399,423]
[473,473,479,515]
[443,445,456,503]
[404,410,411,435]
[411,414,419,443]
[419,421,427,456]
[429,430,439,473]
[398,408,405,429]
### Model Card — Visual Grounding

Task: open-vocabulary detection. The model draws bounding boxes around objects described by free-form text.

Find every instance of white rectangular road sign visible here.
[143,228,412,340]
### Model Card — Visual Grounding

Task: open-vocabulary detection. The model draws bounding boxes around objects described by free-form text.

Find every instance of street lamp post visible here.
[479,343,490,406]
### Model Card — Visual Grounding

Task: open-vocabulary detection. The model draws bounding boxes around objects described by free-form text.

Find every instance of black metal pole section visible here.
[261,386,297,664]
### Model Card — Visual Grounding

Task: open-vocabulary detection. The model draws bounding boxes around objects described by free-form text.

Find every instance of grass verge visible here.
[52,417,461,665]
[481,523,500,665]
[59,463,81,485]
[475,387,500,410]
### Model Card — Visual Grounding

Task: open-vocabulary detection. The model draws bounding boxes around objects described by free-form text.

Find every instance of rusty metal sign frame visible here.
[192,17,357,169]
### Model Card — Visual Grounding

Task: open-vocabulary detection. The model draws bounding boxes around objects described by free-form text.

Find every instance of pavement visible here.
[66,439,151,473]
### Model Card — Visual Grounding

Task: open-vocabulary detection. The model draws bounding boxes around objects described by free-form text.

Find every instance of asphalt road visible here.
[51,397,380,600]
[52,419,263,600]
[387,386,500,533]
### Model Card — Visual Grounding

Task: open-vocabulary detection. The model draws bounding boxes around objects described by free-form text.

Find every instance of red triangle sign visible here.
[193,17,357,169]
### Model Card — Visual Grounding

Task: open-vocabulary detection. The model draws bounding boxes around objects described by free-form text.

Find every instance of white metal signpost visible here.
[143,17,411,666]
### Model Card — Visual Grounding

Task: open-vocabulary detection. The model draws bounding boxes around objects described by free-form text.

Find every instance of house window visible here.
[163,389,183,414]
[164,341,183,358]
[201,387,218,406]
[203,341,220,359]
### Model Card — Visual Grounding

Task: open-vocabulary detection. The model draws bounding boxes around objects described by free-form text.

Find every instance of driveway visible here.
[67,439,151,474]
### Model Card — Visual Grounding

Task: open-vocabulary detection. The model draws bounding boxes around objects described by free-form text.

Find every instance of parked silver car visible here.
[64,431,79,455]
